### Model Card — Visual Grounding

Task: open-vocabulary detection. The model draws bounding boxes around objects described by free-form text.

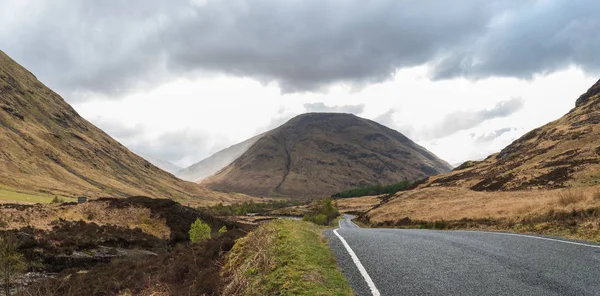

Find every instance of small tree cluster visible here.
[189,219,211,243]
[302,198,339,226]
[50,196,65,204]
[331,181,410,199]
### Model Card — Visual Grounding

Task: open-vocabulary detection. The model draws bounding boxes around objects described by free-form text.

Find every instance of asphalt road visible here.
[326,214,600,296]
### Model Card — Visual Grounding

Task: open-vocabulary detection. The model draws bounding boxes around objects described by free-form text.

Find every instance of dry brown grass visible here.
[363,186,600,241]
[556,189,587,206]
[117,283,171,296]
[366,187,600,224]
[0,201,171,238]
[334,195,383,214]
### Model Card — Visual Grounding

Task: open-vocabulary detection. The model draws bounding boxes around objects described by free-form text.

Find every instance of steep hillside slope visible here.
[177,134,262,182]
[138,153,182,175]
[0,49,226,203]
[422,78,600,191]
[203,113,452,198]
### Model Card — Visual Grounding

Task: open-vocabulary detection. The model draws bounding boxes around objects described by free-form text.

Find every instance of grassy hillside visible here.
[420,79,600,191]
[0,49,242,205]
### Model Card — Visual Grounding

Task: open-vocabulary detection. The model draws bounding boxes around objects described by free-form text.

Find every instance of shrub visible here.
[0,235,27,296]
[556,190,586,206]
[50,196,64,204]
[302,198,339,226]
[189,218,211,243]
[218,226,227,236]
[83,208,96,220]
[302,214,327,225]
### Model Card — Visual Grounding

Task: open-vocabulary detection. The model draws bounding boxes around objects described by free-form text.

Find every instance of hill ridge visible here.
[422,78,600,191]
[0,49,224,204]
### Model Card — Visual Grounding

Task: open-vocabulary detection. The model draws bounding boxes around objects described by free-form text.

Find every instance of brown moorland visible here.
[0,196,250,295]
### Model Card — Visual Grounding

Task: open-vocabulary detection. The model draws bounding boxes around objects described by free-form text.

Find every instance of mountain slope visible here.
[423,78,600,191]
[0,49,224,203]
[138,153,182,175]
[177,134,263,182]
[202,113,452,198]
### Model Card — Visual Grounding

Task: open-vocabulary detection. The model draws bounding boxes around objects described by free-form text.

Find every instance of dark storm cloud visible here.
[1,0,599,101]
[303,103,365,114]
[424,98,524,139]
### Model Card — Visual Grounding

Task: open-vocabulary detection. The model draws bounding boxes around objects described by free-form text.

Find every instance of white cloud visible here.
[72,66,596,167]
[3,0,599,168]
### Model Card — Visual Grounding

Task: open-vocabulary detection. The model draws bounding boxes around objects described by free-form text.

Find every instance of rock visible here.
[575,79,600,107]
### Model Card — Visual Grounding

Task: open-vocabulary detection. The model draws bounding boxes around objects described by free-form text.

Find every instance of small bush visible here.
[302,214,327,225]
[302,198,339,226]
[557,190,586,206]
[189,218,211,243]
[0,235,27,295]
[218,226,227,236]
[50,196,64,204]
[83,208,96,220]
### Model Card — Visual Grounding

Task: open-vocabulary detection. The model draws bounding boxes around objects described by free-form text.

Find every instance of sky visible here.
[1,0,599,168]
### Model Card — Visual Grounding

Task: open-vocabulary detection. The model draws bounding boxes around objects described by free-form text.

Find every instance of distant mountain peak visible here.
[177,134,263,182]
[201,112,452,198]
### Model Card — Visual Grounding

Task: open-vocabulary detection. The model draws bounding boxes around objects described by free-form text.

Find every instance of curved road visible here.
[326,215,600,296]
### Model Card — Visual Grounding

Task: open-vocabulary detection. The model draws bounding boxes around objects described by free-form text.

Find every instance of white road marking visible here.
[455,230,600,249]
[333,228,381,296]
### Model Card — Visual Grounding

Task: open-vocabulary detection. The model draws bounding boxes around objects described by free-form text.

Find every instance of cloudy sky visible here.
[1,0,599,168]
